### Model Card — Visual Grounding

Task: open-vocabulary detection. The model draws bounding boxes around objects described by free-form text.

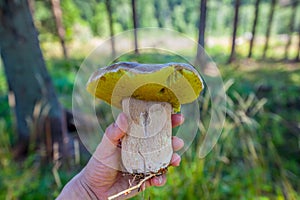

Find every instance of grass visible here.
[0,40,299,199]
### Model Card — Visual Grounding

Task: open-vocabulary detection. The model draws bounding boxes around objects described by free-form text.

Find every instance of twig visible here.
[108,174,156,200]
[128,174,137,187]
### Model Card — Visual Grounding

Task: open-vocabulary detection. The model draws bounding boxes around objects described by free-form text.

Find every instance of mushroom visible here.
[86,62,204,175]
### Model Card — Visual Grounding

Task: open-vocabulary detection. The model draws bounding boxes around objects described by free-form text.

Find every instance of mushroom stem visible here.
[121,97,173,174]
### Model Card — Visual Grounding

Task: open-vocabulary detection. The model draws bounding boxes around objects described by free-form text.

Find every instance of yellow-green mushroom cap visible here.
[86,62,204,112]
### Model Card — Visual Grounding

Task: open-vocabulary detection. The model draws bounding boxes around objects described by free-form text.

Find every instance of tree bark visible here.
[50,0,68,59]
[131,0,139,54]
[105,0,116,57]
[195,0,207,71]
[262,0,276,59]
[197,0,207,49]
[0,0,69,158]
[228,0,241,63]
[248,0,261,58]
[284,0,298,60]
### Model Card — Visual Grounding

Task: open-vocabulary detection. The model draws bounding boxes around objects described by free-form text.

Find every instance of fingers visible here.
[170,153,181,166]
[172,136,184,151]
[90,113,129,173]
[171,114,184,128]
[150,174,167,187]
[105,113,182,145]
[115,112,128,133]
[105,113,128,145]
[148,153,181,188]
[144,174,166,188]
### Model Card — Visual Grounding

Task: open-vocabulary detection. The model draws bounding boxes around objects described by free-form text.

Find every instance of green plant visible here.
[132,77,299,199]
[0,50,299,199]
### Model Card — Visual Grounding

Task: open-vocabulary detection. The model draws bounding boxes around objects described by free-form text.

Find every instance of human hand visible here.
[57,113,184,200]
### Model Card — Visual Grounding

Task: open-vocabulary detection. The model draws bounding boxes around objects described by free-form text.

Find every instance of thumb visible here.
[90,113,128,170]
[104,113,128,145]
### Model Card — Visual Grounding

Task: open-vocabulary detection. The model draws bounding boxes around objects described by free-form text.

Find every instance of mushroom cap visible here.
[86,62,204,112]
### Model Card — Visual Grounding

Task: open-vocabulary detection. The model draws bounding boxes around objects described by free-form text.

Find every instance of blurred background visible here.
[0,0,299,199]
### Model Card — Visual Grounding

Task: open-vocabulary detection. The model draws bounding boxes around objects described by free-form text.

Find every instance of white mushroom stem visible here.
[121,97,173,174]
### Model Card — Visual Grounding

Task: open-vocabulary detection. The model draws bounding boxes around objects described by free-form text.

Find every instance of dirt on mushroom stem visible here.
[121,166,169,180]
[107,167,169,200]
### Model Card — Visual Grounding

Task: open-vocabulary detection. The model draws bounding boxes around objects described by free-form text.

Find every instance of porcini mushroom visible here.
[86,62,203,175]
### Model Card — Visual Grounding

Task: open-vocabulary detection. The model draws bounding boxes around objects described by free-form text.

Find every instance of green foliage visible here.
[90,3,110,36]
[34,1,56,41]
[46,58,82,109]
[138,0,158,27]
[0,61,7,95]
[61,0,84,40]
[0,121,59,200]
[0,50,299,198]
[0,63,13,143]
[113,0,132,31]
[33,0,300,49]
[153,0,170,27]
[0,0,299,197]
[273,5,294,35]
[239,4,254,35]
[115,52,186,63]
[1,0,300,193]
[72,0,110,37]
[172,4,188,33]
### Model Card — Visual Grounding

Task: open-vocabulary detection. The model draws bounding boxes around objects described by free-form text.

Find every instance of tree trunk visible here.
[228,0,241,63]
[197,0,207,49]
[248,0,261,58]
[50,0,68,59]
[131,0,139,54]
[105,0,116,57]
[284,0,298,60]
[0,0,69,159]
[262,0,276,59]
[196,0,207,71]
